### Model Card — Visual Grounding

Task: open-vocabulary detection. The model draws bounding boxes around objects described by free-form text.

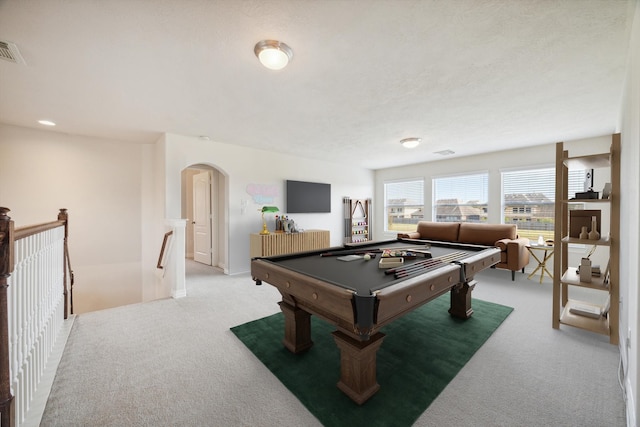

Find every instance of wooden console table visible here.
[250,230,330,258]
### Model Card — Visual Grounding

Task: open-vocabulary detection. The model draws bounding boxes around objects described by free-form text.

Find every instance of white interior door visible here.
[193,171,212,265]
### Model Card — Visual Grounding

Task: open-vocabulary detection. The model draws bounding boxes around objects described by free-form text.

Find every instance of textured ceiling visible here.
[0,0,635,169]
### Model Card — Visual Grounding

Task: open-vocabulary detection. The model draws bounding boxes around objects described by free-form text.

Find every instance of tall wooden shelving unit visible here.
[552,133,620,345]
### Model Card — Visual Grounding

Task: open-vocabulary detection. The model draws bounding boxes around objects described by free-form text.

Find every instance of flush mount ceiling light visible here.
[38,120,56,126]
[400,137,421,149]
[254,40,293,70]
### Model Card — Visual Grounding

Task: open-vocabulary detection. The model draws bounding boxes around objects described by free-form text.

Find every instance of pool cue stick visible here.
[378,245,431,252]
[389,251,467,277]
[393,258,445,277]
[394,252,465,278]
[321,243,429,257]
[322,243,432,258]
[393,260,444,278]
[384,257,441,275]
[386,251,464,274]
[320,248,382,257]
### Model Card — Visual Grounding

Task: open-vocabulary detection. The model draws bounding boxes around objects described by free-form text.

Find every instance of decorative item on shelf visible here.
[569,210,600,238]
[588,216,600,240]
[574,190,599,199]
[259,206,279,235]
[602,183,612,200]
[579,257,592,283]
[579,226,588,240]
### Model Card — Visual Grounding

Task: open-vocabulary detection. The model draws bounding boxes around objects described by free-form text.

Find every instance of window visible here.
[384,179,424,232]
[501,167,586,241]
[433,173,488,223]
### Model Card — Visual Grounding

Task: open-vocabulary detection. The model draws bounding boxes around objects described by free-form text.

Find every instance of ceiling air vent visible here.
[0,40,26,64]
[434,149,455,156]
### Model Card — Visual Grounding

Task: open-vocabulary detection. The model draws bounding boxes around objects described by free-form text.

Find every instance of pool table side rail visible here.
[457,247,502,281]
[251,259,357,330]
[374,263,461,325]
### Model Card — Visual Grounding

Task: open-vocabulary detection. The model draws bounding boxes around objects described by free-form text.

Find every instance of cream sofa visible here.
[398,221,530,281]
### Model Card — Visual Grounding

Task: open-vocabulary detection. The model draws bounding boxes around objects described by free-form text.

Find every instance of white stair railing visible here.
[0,208,71,427]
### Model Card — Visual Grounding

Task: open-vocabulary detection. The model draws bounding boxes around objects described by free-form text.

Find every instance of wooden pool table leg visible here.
[448,279,477,319]
[332,331,385,405]
[278,301,314,353]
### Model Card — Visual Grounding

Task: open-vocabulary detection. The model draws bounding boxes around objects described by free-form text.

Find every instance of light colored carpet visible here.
[40,261,626,426]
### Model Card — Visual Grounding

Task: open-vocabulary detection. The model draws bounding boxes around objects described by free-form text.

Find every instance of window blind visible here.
[432,173,489,223]
[384,179,424,232]
[502,167,586,240]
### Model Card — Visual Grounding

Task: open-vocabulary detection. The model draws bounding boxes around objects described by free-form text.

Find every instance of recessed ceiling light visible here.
[38,120,56,126]
[400,137,421,149]
[254,40,293,70]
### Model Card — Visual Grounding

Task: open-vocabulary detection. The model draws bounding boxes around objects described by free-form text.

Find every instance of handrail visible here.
[13,220,65,240]
[157,231,173,269]
[0,207,72,426]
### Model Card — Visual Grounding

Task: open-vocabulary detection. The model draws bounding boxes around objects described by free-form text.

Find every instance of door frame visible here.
[181,164,228,273]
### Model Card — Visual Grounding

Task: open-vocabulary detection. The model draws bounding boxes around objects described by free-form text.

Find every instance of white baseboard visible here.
[627,376,636,427]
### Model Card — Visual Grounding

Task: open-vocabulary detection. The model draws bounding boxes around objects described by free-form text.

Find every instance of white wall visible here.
[620,0,640,425]
[0,125,373,311]
[0,124,161,313]
[163,133,374,274]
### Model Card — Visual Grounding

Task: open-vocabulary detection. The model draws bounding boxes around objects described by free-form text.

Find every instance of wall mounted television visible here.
[285,180,331,213]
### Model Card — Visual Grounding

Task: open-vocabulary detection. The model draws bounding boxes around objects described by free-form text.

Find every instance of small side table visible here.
[526,244,554,284]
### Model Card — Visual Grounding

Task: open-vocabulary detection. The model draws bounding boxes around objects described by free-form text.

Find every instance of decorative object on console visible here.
[588,216,600,240]
[259,206,279,235]
[275,216,298,233]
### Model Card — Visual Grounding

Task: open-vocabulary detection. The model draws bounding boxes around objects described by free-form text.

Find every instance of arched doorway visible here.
[181,164,228,272]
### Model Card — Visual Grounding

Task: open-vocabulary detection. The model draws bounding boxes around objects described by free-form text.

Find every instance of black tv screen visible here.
[286,180,331,213]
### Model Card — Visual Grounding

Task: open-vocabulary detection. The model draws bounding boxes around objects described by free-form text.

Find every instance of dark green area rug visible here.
[231,295,513,427]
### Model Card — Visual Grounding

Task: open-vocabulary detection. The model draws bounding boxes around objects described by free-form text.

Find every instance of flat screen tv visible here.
[286,180,331,213]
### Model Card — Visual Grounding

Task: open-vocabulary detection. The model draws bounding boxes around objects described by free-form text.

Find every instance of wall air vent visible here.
[0,40,26,64]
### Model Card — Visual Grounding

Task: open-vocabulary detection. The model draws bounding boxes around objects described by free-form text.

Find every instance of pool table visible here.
[250,238,500,404]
